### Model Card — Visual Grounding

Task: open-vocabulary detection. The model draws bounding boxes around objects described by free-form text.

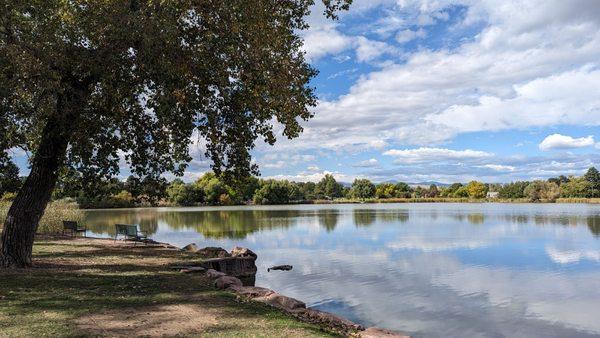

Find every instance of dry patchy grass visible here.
[0,237,335,338]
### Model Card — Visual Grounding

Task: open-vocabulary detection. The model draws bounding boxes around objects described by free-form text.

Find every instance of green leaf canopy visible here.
[0,0,350,179]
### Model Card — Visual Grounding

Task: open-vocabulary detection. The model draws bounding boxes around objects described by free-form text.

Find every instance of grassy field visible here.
[0,238,335,337]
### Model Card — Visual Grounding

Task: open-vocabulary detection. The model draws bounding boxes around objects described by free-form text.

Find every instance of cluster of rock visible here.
[179,243,409,338]
[181,244,258,281]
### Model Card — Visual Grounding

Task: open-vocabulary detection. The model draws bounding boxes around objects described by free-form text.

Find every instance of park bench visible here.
[62,220,86,237]
[114,224,148,245]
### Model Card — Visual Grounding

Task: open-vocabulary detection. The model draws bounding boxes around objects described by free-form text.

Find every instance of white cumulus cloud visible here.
[539,134,595,151]
[355,36,398,62]
[302,25,397,63]
[383,147,493,164]
[353,158,379,168]
[477,164,516,172]
[259,153,317,170]
[264,170,356,183]
[425,68,600,136]
[302,25,353,62]
[396,28,427,43]
[287,0,600,152]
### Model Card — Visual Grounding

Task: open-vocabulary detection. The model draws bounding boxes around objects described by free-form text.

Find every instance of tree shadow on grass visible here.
[35,245,194,258]
[0,240,332,337]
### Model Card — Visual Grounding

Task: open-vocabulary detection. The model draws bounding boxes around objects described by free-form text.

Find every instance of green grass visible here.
[0,239,335,337]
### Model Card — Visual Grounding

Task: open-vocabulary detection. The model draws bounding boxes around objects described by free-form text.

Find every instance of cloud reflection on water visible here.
[84,203,600,337]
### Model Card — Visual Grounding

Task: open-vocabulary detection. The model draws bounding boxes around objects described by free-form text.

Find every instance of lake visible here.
[83,203,600,337]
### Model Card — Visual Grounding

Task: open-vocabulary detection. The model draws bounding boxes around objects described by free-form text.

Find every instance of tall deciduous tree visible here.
[0,0,351,268]
[584,167,600,197]
[350,178,375,199]
[466,181,487,199]
[253,179,296,205]
[498,181,528,199]
[559,176,589,198]
[315,174,344,199]
[375,183,396,199]
[524,181,560,202]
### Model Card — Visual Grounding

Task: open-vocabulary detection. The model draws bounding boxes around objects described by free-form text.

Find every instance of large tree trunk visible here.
[0,96,76,268]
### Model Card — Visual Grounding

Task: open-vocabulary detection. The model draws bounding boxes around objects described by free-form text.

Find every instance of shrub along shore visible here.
[3,195,600,233]
[0,170,600,231]
[1,166,600,211]
[0,200,85,233]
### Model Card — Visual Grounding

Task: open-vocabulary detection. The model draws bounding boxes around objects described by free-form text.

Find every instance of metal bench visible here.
[114,224,148,245]
[63,220,86,237]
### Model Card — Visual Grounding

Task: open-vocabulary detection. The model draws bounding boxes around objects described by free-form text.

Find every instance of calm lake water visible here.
[83,203,600,337]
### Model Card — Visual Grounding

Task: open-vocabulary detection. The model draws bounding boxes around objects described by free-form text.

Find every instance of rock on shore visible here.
[182,243,199,252]
[200,256,257,278]
[214,275,243,289]
[185,245,410,337]
[204,269,227,279]
[197,246,231,258]
[294,308,363,332]
[230,246,257,259]
[361,327,410,338]
[229,286,274,298]
[253,292,306,311]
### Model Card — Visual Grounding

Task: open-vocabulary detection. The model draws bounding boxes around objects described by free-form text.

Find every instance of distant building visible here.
[487,191,499,198]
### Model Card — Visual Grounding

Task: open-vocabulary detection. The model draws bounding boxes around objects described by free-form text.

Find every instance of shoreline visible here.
[308,197,600,204]
[177,240,409,338]
[23,235,408,337]
[4,237,332,337]
[76,197,600,210]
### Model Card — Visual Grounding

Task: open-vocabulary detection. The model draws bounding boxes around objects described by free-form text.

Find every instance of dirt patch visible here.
[76,303,219,337]
[0,237,333,337]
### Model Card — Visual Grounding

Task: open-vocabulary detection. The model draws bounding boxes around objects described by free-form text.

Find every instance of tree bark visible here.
[0,92,79,268]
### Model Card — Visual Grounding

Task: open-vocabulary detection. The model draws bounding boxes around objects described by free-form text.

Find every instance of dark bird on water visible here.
[268,265,293,272]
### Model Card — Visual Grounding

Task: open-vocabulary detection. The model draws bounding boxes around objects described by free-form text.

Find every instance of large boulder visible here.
[214,276,243,289]
[197,247,231,258]
[200,257,257,278]
[179,266,206,274]
[204,269,226,279]
[182,243,199,252]
[230,247,257,260]
[298,308,363,332]
[238,274,256,287]
[254,293,305,311]
[230,286,275,298]
[361,327,410,338]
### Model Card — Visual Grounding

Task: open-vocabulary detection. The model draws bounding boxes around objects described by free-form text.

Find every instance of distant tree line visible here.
[2,164,600,207]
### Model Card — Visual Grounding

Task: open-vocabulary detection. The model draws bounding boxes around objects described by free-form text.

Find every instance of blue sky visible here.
[10,0,600,184]
[250,0,600,184]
